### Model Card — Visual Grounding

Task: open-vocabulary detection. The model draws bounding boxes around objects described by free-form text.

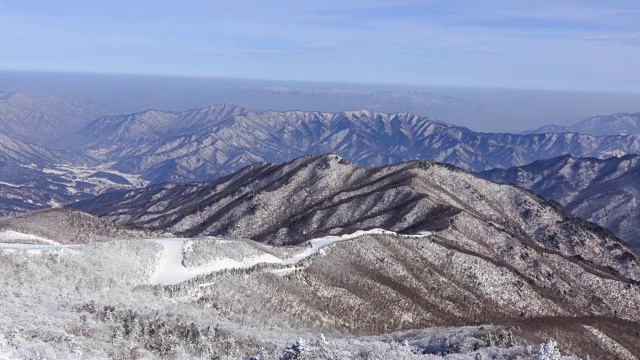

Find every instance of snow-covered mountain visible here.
[4,94,640,358]
[55,105,640,183]
[0,132,144,218]
[62,154,640,358]
[479,154,640,248]
[0,133,94,168]
[52,103,247,155]
[527,112,640,136]
[0,91,109,144]
[68,154,635,268]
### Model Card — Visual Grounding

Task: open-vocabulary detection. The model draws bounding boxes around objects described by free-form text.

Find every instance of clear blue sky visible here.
[1,0,640,92]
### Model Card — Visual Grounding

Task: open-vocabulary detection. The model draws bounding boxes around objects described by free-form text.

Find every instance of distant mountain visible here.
[0,91,109,144]
[55,105,640,183]
[0,132,144,218]
[526,112,640,136]
[479,154,640,248]
[54,103,247,157]
[242,85,490,121]
[0,133,94,168]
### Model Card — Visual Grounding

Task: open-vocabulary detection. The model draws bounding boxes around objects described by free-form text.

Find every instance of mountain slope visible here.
[479,154,640,248]
[0,208,167,244]
[58,106,640,182]
[67,154,640,358]
[0,91,109,144]
[53,103,247,158]
[528,112,640,136]
[0,133,94,168]
[0,131,143,219]
[70,154,639,279]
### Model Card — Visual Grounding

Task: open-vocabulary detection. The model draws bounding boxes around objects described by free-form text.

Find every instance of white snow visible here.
[0,350,13,360]
[282,229,432,265]
[47,199,62,208]
[0,230,60,245]
[149,230,433,285]
[269,267,304,276]
[149,238,281,285]
[0,231,75,254]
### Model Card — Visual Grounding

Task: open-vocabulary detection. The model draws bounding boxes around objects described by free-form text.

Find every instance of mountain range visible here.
[53,104,640,184]
[527,112,640,136]
[2,94,640,233]
[2,91,640,357]
[479,154,640,248]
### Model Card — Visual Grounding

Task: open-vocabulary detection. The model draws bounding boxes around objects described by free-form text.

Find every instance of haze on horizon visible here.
[2,0,640,92]
[1,0,640,132]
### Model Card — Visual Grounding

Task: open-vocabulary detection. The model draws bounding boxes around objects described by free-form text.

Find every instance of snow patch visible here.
[0,231,77,254]
[282,229,432,265]
[149,238,281,285]
[0,230,60,245]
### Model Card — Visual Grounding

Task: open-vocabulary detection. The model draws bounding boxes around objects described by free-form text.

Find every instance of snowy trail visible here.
[282,229,432,265]
[149,238,281,285]
[0,231,76,253]
[149,230,432,285]
[0,230,61,245]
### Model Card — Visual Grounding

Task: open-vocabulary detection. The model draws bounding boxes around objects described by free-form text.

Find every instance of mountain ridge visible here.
[65,153,640,358]
[53,104,640,183]
[0,91,109,144]
[526,112,640,136]
[479,154,640,248]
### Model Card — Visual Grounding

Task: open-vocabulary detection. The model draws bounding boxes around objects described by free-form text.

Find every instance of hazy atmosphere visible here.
[3,71,640,132]
[2,1,640,92]
[2,1,640,131]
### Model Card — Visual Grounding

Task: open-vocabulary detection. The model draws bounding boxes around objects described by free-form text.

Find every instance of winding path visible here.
[149,229,433,285]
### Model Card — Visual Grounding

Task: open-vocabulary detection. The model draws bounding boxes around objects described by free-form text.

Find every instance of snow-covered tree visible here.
[533,339,562,360]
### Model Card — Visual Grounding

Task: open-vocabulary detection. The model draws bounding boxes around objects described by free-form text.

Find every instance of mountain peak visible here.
[526,112,640,136]
[343,109,372,117]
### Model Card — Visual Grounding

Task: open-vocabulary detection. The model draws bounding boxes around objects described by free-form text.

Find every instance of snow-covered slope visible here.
[161,229,639,359]
[0,228,631,358]
[148,229,432,285]
[0,91,109,145]
[6,158,640,357]
[0,208,168,244]
[56,105,640,182]
[149,238,281,285]
[71,154,640,287]
[479,154,640,248]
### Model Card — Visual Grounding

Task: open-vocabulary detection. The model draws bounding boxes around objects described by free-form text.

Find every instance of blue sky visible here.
[1,0,640,92]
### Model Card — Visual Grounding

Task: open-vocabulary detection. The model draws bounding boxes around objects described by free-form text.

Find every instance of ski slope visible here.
[149,229,433,285]
[149,238,282,285]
